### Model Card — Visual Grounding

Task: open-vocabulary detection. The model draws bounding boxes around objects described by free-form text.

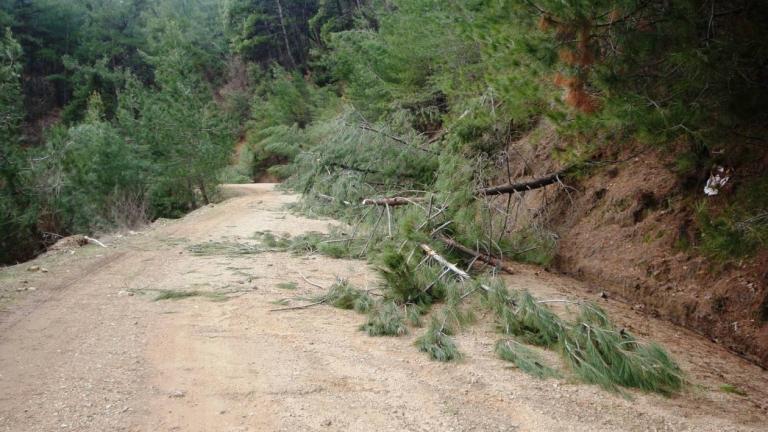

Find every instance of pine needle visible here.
[416,316,462,361]
[495,339,560,379]
[360,301,408,336]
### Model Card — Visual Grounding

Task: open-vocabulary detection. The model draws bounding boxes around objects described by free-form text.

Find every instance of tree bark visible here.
[198,180,210,205]
[419,244,471,280]
[362,197,421,206]
[327,162,379,175]
[476,168,571,196]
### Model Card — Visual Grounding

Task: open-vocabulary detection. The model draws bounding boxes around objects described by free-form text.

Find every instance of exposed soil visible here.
[496,122,768,368]
[1,184,767,431]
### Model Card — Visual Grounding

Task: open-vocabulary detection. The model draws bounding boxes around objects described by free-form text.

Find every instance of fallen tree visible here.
[435,235,516,275]
[362,168,574,205]
[362,197,421,206]
[476,168,572,196]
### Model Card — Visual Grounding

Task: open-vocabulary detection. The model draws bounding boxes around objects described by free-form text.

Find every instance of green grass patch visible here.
[276,281,298,290]
[152,289,228,302]
[719,384,747,396]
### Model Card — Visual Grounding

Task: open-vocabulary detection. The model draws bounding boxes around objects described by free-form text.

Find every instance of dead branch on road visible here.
[362,196,423,206]
[419,244,471,281]
[435,235,516,275]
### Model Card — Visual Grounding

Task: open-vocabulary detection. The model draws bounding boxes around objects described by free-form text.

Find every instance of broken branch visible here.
[362,196,422,206]
[436,235,516,275]
[476,168,573,196]
[419,244,471,280]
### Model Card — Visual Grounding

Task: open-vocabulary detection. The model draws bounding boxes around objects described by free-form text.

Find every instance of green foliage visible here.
[2,0,239,264]
[188,240,263,256]
[321,279,373,313]
[485,285,684,395]
[253,230,359,258]
[416,316,462,362]
[360,300,408,336]
[375,247,441,306]
[505,227,558,266]
[560,304,684,395]
[34,94,148,232]
[153,289,228,302]
[0,28,39,263]
[498,291,563,347]
[696,178,768,261]
[719,384,747,397]
[277,281,298,290]
[495,339,559,379]
[223,0,318,69]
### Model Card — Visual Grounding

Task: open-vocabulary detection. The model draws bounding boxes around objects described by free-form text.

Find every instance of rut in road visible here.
[0,184,766,432]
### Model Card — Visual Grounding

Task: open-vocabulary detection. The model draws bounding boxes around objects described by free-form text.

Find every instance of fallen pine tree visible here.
[435,234,516,275]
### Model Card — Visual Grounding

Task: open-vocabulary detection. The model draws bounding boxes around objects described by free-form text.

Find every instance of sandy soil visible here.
[1,184,766,432]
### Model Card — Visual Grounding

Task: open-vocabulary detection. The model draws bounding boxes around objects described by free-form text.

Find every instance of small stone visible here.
[27,265,40,272]
[41,268,49,273]
[16,287,26,292]
[598,291,608,299]
[28,287,36,291]
[117,290,134,297]
[321,420,332,427]
[169,390,186,398]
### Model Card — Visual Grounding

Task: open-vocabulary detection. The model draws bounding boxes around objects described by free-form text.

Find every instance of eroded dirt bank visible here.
[1,184,766,431]
[494,123,768,368]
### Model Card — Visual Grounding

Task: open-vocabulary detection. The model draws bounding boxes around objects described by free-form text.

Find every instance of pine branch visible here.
[476,168,573,196]
[435,234,516,275]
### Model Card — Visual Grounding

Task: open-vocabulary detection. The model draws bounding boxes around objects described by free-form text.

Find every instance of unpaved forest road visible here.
[1,184,767,432]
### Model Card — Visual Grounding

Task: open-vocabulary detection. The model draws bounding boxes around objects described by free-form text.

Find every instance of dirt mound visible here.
[47,235,89,251]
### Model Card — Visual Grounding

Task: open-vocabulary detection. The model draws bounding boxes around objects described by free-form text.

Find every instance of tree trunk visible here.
[476,168,572,196]
[198,180,210,205]
[362,197,421,206]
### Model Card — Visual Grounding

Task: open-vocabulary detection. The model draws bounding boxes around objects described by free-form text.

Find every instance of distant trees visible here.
[0,0,237,263]
[224,0,320,69]
[0,28,37,263]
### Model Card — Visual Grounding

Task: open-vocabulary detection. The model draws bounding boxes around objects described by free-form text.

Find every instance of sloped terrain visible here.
[493,123,768,367]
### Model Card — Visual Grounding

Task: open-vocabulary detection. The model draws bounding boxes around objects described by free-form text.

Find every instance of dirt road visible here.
[1,184,766,431]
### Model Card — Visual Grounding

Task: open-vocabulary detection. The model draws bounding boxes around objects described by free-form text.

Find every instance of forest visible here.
[2,0,768,369]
